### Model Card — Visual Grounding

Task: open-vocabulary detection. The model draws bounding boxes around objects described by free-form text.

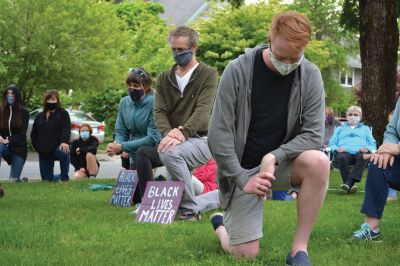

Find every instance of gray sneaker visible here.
[286,251,311,266]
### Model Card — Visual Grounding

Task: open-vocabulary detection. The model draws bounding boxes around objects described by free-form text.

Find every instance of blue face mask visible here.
[129,89,145,102]
[80,131,90,140]
[172,49,193,67]
[7,96,15,105]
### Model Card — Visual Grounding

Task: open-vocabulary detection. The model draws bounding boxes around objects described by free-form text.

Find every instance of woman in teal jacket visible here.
[106,68,162,170]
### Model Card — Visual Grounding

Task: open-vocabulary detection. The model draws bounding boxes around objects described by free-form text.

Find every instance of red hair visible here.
[269,11,312,51]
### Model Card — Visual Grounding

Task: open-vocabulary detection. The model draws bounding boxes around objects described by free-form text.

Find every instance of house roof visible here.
[348,56,361,69]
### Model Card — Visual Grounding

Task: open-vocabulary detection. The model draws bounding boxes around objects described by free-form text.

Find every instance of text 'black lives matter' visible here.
[110,170,138,207]
[137,181,185,224]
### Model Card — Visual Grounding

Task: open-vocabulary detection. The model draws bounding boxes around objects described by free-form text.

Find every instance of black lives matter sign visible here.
[137,181,184,224]
[110,170,138,207]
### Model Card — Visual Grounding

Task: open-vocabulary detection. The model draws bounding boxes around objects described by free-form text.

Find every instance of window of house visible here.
[340,69,354,87]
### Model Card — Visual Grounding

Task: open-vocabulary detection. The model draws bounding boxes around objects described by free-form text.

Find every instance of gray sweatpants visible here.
[159,137,212,215]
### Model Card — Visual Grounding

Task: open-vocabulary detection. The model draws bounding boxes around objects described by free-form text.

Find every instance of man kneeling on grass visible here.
[348,100,400,241]
[207,11,330,265]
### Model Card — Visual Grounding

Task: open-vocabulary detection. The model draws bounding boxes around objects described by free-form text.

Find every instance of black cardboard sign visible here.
[110,170,138,207]
[136,181,185,224]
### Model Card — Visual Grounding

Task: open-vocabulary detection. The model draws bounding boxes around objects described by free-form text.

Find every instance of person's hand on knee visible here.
[243,172,275,198]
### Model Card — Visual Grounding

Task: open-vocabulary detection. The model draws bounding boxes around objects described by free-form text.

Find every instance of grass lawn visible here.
[1,171,399,265]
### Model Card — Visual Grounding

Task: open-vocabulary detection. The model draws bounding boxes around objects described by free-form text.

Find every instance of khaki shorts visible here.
[224,160,293,246]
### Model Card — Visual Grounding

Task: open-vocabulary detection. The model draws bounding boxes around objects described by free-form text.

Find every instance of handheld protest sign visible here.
[137,181,184,224]
[110,170,138,207]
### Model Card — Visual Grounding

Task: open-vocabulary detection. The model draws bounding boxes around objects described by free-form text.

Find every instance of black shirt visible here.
[31,108,71,158]
[70,136,99,171]
[241,48,295,169]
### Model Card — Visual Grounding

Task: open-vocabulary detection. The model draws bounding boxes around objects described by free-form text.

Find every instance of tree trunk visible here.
[359,0,399,145]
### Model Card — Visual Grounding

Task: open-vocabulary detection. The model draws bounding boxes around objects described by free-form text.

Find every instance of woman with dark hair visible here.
[106,68,161,169]
[106,68,162,204]
[0,84,29,182]
[31,90,71,182]
[70,123,99,179]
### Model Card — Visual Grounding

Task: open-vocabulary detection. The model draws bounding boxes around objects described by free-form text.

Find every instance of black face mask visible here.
[46,102,57,111]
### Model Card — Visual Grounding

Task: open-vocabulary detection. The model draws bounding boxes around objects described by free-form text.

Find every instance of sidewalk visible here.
[25,150,117,162]
[1,151,122,180]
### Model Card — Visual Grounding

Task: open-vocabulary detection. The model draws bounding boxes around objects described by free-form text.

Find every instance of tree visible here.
[341,0,399,144]
[81,1,173,137]
[195,1,285,74]
[0,0,131,105]
[115,1,173,78]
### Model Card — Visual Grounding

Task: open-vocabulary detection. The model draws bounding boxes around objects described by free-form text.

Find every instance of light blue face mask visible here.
[269,48,303,76]
[80,131,90,140]
[7,96,15,105]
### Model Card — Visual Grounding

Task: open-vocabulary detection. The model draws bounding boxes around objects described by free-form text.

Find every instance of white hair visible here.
[346,106,362,117]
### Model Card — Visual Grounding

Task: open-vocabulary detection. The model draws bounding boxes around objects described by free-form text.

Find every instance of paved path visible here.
[0,151,123,181]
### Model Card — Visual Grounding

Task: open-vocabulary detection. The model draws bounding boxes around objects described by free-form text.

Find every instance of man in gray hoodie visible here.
[208,11,330,265]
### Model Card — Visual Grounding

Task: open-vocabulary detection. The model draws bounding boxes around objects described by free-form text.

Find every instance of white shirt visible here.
[175,63,199,94]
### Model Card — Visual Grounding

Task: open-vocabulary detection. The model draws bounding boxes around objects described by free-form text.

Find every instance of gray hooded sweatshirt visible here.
[208,45,325,210]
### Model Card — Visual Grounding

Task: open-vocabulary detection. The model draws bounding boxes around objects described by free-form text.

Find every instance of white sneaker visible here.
[129,203,141,214]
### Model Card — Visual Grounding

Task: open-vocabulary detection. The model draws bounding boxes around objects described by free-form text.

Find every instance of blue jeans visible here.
[39,148,70,182]
[0,144,26,180]
[361,155,400,219]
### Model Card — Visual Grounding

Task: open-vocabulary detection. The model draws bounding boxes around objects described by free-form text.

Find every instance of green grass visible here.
[1,171,399,265]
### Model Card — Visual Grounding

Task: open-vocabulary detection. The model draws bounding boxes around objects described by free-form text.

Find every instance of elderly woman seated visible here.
[328,106,376,193]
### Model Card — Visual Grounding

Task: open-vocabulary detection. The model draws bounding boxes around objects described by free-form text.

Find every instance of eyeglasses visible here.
[348,113,359,117]
[128,68,147,78]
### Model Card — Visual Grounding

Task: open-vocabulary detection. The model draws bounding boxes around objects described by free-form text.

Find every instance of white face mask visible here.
[347,116,360,126]
[269,48,303,76]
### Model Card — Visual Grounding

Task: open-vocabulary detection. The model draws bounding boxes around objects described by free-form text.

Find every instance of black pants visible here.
[336,152,367,183]
[120,155,141,204]
[136,146,163,199]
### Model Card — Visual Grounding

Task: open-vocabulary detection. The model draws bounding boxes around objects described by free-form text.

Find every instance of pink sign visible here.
[137,181,185,224]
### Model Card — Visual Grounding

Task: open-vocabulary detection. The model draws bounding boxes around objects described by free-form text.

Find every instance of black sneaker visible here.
[286,251,311,266]
[179,212,201,221]
[210,212,224,231]
[22,177,29,182]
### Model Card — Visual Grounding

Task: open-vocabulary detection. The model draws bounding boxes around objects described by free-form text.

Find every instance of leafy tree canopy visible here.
[0,0,131,105]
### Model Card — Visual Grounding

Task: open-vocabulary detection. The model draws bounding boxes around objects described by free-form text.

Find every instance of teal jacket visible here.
[114,93,162,167]
[328,122,376,154]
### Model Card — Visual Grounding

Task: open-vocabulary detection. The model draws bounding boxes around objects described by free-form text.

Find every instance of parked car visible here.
[27,109,105,144]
